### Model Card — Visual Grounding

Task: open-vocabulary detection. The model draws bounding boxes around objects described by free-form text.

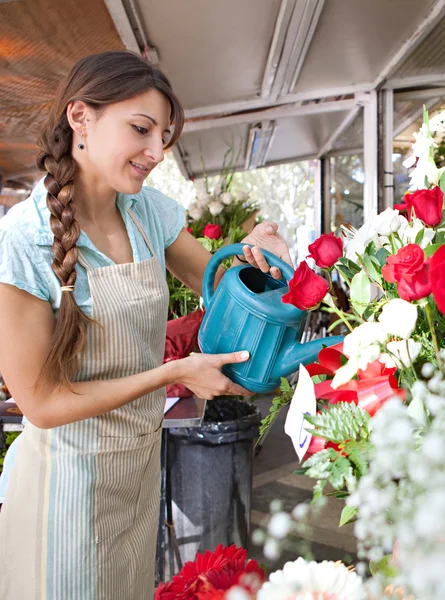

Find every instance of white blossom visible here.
[331,323,387,388]
[378,299,418,340]
[268,512,292,539]
[187,202,204,221]
[219,192,234,205]
[257,558,366,600]
[372,208,402,236]
[237,191,249,201]
[398,216,435,248]
[208,200,224,216]
[379,339,422,369]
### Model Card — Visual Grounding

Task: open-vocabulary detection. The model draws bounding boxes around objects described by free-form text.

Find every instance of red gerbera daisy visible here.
[155,545,265,600]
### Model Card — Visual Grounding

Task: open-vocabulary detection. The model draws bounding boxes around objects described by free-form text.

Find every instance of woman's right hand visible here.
[173,351,252,399]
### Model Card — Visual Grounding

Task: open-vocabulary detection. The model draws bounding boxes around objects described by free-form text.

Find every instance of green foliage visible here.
[339,504,358,527]
[257,378,294,444]
[302,402,373,501]
[350,270,371,316]
[0,431,20,474]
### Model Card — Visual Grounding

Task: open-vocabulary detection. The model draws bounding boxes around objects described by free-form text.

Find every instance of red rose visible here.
[282,261,329,310]
[430,244,445,315]
[202,224,223,239]
[186,227,192,234]
[307,233,343,268]
[382,244,431,301]
[395,186,444,227]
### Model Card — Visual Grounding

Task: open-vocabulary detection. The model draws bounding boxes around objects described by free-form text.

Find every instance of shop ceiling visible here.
[2,0,445,204]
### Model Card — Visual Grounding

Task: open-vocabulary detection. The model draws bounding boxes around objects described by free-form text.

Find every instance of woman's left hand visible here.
[238,221,294,280]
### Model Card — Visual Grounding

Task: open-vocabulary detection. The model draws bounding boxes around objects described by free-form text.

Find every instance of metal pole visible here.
[358,92,378,222]
[382,90,394,210]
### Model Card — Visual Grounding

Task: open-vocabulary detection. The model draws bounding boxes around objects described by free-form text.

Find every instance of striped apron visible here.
[0,209,169,600]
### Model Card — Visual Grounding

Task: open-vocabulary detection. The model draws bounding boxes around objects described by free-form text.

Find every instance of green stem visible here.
[326,300,354,333]
[425,302,441,367]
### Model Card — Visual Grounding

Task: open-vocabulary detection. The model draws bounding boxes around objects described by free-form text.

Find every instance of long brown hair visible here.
[36,50,184,389]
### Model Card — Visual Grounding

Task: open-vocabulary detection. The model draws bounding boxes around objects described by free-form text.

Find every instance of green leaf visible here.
[339,505,358,527]
[369,554,399,578]
[362,253,382,284]
[375,248,389,266]
[424,243,443,258]
[415,227,425,246]
[293,467,309,476]
[423,104,429,128]
[350,271,372,316]
[439,170,445,195]
[312,479,327,504]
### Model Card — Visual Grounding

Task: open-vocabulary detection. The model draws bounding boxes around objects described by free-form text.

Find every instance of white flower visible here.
[208,200,224,216]
[331,323,387,388]
[187,202,204,221]
[196,192,212,206]
[268,512,292,539]
[225,587,252,600]
[404,124,439,190]
[257,558,366,600]
[397,216,435,248]
[263,539,280,561]
[372,208,402,237]
[342,222,381,262]
[378,299,418,340]
[380,339,422,369]
[219,192,234,205]
[237,191,249,202]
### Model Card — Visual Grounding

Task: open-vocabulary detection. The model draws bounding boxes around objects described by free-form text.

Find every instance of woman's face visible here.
[80,89,172,194]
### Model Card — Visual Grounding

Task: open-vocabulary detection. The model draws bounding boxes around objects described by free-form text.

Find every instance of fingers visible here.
[242,245,269,273]
[263,221,278,235]
[216,350,250,365]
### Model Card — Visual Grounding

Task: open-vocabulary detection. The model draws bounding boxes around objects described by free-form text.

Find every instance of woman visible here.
[0,51,292,599]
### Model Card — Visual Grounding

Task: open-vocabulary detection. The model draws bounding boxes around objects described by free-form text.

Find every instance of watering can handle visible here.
[202,243,295,308]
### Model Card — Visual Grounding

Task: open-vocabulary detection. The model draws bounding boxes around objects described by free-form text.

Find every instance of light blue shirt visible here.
[0,178,185,502]
[0,178,186,316]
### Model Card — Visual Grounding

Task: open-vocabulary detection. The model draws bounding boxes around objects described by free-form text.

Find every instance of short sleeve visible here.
[144,188,186,248]
[0,224,50,301]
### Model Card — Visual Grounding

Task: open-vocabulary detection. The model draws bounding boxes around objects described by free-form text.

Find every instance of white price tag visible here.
[284,364,317,462]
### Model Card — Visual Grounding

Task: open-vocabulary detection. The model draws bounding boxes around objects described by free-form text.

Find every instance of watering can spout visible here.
[278,336,344,378]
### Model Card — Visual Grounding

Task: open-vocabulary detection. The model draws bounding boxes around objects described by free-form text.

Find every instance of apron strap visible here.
[128,208,157,258]
[77,249,92,271]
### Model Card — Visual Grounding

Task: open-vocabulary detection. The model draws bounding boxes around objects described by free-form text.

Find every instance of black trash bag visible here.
[167,399,260,567]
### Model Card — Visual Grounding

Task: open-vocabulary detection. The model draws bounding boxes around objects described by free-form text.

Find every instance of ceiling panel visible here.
[292,0,438,94]
[133,0,282,109]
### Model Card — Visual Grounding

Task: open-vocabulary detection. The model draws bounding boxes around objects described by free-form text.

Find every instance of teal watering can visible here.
[198,243,344,394]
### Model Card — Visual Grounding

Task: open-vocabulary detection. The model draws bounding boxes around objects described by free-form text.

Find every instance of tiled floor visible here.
[249,395,357,569]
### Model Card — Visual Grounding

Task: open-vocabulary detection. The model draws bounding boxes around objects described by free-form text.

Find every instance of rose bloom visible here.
[307,233,343,268]
[430,243,445,315]
[202,224,223,239]
[382,244,431,301]
[394,185,444,227]
[282,261,329,310]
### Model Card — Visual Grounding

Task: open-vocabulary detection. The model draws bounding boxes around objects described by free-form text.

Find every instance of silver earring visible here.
[78,131,85,150]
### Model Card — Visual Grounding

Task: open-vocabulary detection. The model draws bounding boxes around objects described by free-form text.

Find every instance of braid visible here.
[36,115,93,389]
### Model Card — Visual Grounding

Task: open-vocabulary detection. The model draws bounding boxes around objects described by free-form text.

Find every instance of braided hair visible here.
[35,51,184,388]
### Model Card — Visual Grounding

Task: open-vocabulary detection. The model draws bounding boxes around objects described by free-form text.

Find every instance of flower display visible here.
[254,108,445,588]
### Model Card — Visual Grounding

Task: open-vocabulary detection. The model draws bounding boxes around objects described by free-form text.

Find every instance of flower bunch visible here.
[260,107,445,523]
